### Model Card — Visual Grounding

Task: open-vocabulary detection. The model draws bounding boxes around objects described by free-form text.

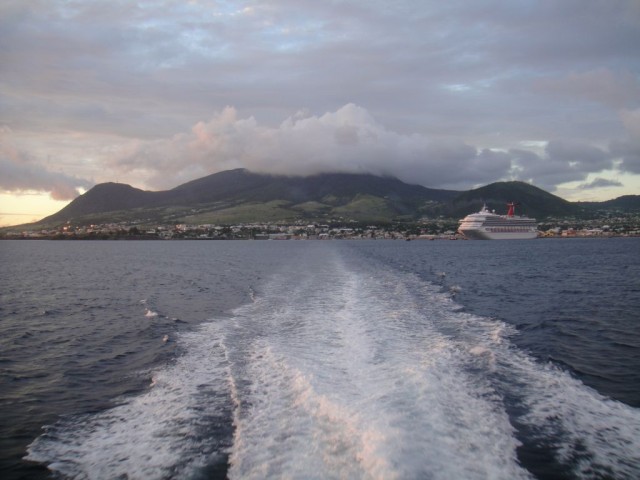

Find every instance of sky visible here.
[1,0,640,226]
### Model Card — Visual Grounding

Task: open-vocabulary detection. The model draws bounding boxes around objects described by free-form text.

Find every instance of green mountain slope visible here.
[38,169,459,226]
[577,195,640,213]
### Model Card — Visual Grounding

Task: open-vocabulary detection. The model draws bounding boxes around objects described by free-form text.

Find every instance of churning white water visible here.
[26,244,640,479]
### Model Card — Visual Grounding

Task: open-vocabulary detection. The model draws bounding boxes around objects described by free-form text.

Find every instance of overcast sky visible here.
[1,0,639,224]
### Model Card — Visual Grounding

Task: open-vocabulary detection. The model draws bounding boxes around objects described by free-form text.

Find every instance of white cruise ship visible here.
[458,203,538,240]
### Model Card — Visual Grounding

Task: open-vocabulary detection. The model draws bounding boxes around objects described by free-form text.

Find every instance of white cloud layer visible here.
[110,104,514,190]
[104,104,633,193]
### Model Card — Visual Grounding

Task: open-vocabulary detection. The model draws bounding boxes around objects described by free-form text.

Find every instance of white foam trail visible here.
[26,324,234,479]
[226,247,640,479]
[229,343,396,479]
[423,291,640,479]
[225,252,532,480]
[508,351,640,479]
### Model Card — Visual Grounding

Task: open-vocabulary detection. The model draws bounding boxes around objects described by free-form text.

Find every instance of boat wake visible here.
[26,245,640,479]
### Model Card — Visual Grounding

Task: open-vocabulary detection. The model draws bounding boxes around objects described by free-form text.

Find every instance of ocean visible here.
[1,238,639,479]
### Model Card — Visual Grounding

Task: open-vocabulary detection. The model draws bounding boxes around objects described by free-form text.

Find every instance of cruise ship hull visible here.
[458,228,537,240]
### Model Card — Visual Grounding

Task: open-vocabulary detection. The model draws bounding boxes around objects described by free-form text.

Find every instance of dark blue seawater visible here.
[1,238,639,479]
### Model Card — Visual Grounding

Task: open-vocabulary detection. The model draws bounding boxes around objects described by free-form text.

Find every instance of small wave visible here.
[141,299,160,318]
[449,285,462,296]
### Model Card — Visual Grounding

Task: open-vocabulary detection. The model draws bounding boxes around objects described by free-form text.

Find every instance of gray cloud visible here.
[510,140,616,191]
[3,0,638,136]
[1,0,639,200]
[578,178,624,190]
[610,139,640,174]
[0,128,93,199]
[546,140,611,171]
[0,159,93,200]
[534,69,640,109]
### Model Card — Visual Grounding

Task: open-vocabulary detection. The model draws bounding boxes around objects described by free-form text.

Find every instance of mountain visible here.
[21,169,638,227]
[577,195,640,213]
[51,182,163,218]
[39,169,459,226]
[449,181,583,219]
[166,169,456,205]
